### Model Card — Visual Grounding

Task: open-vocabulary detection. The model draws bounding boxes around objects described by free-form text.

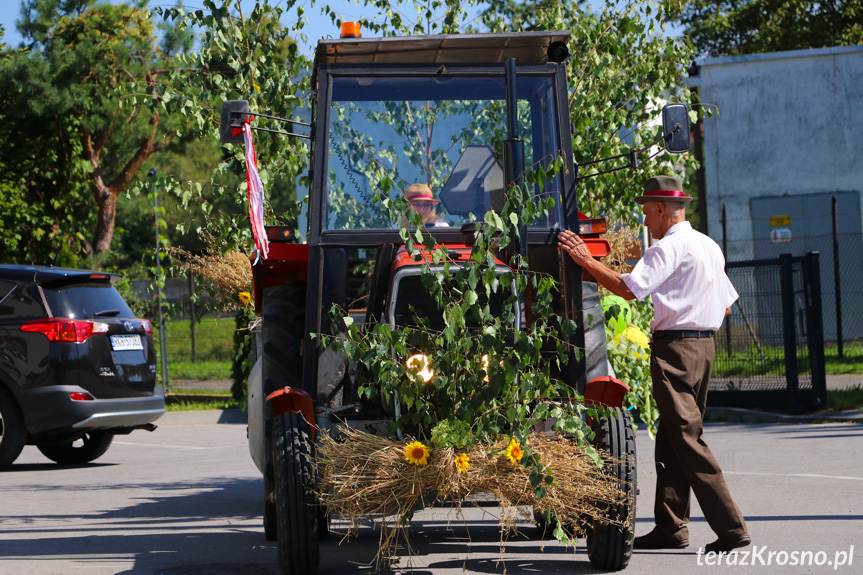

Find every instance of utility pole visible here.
[150,167,170,390]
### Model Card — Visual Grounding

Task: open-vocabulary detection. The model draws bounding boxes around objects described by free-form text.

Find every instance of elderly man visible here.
[559,175,750,554]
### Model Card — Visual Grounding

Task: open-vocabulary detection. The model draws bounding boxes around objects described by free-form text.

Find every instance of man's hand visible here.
[558,230,593,266]
[557,229,637,301]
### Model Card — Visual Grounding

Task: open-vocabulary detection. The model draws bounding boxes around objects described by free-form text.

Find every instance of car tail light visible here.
[21,318,109,343]
[70,392,95,401]
[139,319,152,334]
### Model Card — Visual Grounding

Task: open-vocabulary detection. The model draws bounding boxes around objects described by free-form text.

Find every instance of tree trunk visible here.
[83,110,169,255]
[93,183,118,255]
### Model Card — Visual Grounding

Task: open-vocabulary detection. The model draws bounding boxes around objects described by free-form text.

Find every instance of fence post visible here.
[722,204,732,358]
[832,196,843,358]
[780,253,800,415]
[189,268,197,364]
[804,252,827,408]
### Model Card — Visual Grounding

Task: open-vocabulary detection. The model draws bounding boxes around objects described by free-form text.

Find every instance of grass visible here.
[713,341,863,378]
[152,316,236,381]
[824,344,863,374]
[166,398,244,412]
[168,360,232,381]
[826,385,863,411]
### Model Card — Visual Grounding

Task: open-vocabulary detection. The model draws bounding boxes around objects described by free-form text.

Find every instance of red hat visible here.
[405,183,440,204]
[634,175,693,204]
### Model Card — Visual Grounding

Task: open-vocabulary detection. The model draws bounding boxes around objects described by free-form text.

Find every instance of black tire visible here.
[37,430,114,465]
[587,408,636,571]
[264,469,278,541]
[0,387,27,469]
[262,282,306,396]
[272,411,319,575]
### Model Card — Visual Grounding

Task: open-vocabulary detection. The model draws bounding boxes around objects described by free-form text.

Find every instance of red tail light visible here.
[139,319,152,334]
[70,392,95,401]
[21,319,109,343]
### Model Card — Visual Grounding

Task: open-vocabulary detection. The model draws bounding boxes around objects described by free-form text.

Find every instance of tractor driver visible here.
[405,183,448,227]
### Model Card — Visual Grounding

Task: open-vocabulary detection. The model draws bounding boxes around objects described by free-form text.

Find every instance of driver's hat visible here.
[405,183,440,204]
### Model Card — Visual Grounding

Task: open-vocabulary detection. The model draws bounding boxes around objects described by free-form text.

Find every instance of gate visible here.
[710,252,827,413]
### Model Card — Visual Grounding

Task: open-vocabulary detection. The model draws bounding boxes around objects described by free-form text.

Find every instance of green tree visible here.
[674,0,863,56]
[0,0,187,263]
[154,0,310,252]
[483,0,698,223]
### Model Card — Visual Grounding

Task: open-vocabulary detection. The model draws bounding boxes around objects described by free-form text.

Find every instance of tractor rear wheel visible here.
[272,411,319,575]
[262,281,307,396]
[586,408,636,571]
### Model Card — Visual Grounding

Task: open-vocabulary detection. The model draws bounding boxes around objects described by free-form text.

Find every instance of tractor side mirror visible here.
[662,103,691,154]
[220,100,251,144]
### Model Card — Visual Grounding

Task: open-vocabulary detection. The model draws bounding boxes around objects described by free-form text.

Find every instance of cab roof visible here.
[314,31,571,71]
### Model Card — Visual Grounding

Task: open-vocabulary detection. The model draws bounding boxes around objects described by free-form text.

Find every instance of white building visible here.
[688,45,863,341]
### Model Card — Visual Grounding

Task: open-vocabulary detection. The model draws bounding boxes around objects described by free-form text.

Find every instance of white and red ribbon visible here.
[242,121,269,260]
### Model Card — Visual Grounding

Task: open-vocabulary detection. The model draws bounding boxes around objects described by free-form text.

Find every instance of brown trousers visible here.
[650,337,747,539]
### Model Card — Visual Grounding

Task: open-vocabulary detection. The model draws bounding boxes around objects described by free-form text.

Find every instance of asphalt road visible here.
[1,415,861,575]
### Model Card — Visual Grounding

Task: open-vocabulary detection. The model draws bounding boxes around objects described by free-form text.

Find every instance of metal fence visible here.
[721,192,863,378]
[711,252,827,413]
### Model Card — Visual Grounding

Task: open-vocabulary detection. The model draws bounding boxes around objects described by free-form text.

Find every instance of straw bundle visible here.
[601,220,642,275]
[318,426,632,564]
[169,247,253,302]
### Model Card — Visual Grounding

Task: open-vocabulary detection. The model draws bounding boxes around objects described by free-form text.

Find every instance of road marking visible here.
[113,440,215,450]
[726,471,863,482]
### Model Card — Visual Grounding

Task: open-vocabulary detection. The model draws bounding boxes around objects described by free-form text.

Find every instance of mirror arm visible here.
[229,111,311,140]
[577,124,679,178]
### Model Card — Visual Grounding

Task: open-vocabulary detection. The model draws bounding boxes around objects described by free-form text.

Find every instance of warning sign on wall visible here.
[771,228,792,243]
[770,214,791,226]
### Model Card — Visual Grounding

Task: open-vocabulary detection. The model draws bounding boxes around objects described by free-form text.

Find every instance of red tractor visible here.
[222,29,690,574]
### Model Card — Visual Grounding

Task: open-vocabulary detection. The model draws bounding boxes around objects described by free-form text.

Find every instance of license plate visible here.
[110,334,143,351]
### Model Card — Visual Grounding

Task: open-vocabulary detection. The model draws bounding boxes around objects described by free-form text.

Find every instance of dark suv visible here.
[0,265,164,468]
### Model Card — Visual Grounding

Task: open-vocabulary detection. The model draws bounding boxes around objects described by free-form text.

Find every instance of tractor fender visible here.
[585,376,630,409]
[247,355,266,474]
[266,387,316,443]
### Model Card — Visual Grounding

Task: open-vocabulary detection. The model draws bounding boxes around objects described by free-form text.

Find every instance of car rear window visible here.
[0,282,46,320]
[42,283,135,320]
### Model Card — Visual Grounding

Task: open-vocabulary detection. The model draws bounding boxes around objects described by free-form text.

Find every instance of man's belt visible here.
[652,330,715,340]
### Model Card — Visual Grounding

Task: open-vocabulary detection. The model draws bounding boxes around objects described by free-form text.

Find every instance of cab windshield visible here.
[325,73,564,231]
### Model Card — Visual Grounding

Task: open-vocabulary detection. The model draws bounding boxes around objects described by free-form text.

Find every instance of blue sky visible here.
[0,0,491,55]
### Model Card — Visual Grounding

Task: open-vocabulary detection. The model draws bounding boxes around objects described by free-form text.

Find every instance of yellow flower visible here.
[404,441,430,466]
[455,453,470,474]
[504,438,523,464]
[238,291,251,305]
[622,325,650,349]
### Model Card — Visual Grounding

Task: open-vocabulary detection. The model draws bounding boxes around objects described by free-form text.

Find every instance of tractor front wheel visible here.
[586,408,637,571]
[272,411,319,575]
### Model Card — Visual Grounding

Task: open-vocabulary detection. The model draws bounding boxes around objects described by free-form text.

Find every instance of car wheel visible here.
[37,430,114,465]
[586,408,637,571]
[272,411,319,575]
[0,387,27,469]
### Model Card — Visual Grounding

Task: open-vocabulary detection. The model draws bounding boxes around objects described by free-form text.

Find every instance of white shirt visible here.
[622,221,738,332]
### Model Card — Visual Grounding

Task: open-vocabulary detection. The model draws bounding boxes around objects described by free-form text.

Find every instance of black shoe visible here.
[634,528,689,549]
[705,532,751,553]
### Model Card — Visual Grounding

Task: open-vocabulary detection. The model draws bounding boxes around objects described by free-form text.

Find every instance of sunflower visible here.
[404,441,430,466]
[238,291,251,305]
[504,438,523,464]
[455,453,470,474]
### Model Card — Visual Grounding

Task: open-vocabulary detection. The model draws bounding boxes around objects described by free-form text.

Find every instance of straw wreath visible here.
[317,426,632,566]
